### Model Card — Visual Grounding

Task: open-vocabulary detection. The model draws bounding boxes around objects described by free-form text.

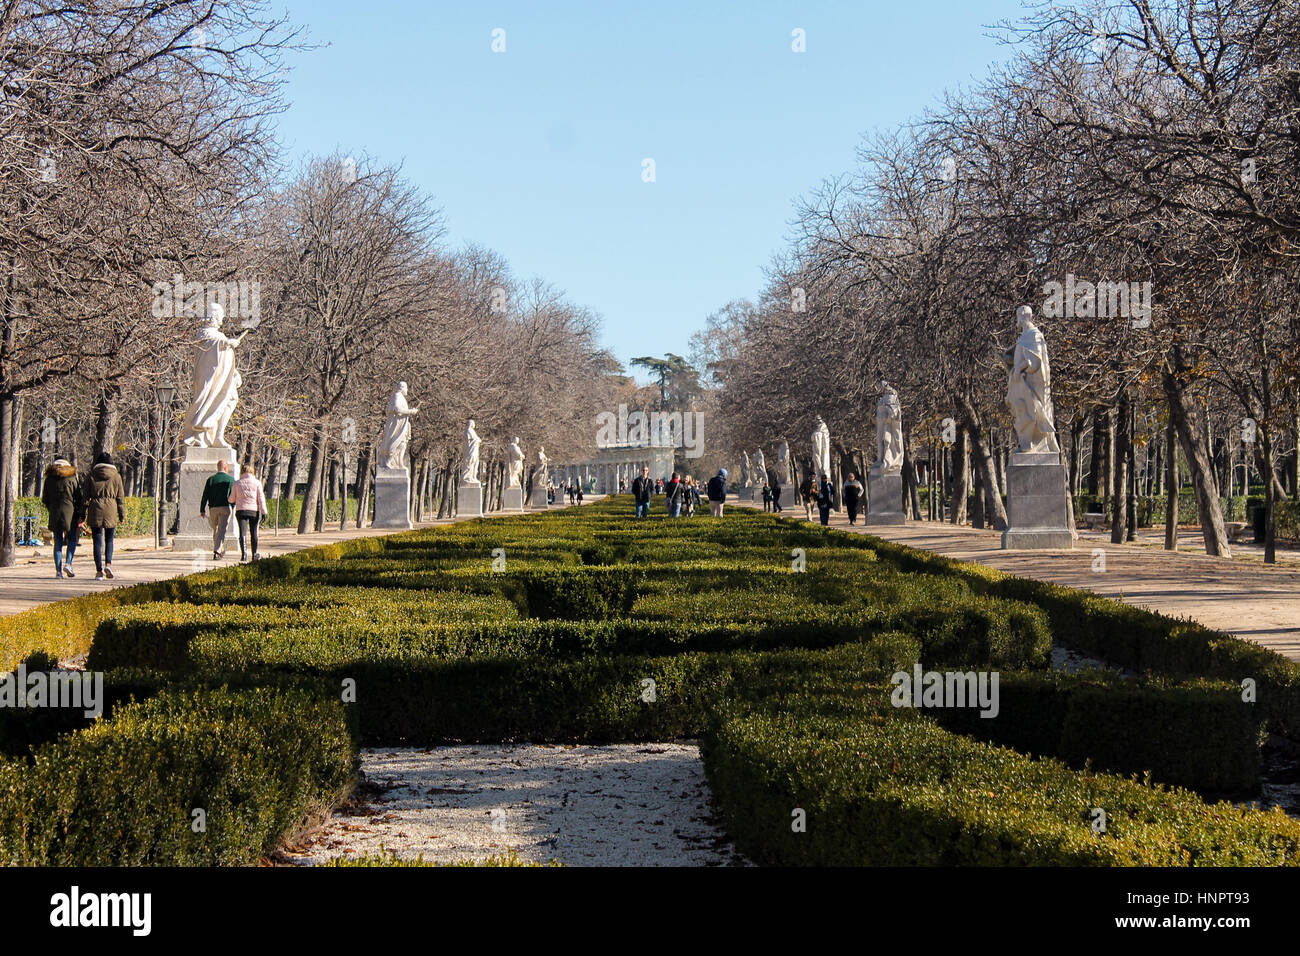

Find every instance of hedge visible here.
[932,670,1262,793]
[702,645,1300,865]
[0,685,356,865]
[9,496,1300,866]
[16,495,157,538]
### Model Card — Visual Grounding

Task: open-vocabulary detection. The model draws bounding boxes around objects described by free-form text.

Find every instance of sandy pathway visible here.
[290,743,745,867]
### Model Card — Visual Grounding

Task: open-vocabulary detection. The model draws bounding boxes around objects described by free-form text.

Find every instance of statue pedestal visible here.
[373,466,412,529]
[502,486,524,512]
[459,482,484,518]
[172,447,240,554]
[1001,452,1073,549]
[866,469,906,525]
[528,482,549,509]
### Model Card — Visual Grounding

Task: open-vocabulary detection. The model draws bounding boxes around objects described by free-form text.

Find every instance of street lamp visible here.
[154,383,176,548]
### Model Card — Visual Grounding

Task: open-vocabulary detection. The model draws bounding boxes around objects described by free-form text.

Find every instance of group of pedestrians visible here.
[40,452,127,580]
[39,454,269,581]
[564,482,585,505]
[631,466,730,519]
[199,460,268,562]
[759,483,784,512]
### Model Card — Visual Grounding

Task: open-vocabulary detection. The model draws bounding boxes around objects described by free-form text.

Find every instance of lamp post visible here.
[154,383,176,548]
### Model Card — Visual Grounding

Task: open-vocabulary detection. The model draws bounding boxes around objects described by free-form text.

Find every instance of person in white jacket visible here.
[228,464,268,561]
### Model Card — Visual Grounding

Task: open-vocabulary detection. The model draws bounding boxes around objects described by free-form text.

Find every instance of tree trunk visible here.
[1088,408,1107,497]
[0,394,16,567]
[282,447,299,499]
[956,396,1009,530]
[355,443,372,528]
[92,388,120,458]
[1162,357,1231,556]
[297,427,326,534]
[902,429,922,520]
[951,425,969,525]
[1111,390,1131,544]
[1164,412,1179,550]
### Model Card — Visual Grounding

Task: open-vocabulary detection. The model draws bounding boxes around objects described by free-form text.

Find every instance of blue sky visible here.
[272,0,1030,380]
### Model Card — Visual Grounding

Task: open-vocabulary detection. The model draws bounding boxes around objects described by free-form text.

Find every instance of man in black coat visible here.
[631,466,654,518]
[842,472,864,525]
[706,468,728,518]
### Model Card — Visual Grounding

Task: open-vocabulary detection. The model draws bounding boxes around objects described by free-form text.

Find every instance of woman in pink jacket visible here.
[228,464,268,561]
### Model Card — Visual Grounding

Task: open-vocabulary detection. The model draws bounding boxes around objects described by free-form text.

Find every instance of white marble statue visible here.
[535,445,549,486]
[753,448,767,486]
[1004,305,1060,454]
[462,419,482,484]
[182,303,249,448]
[775,440,791,485]
[812,416,831,479]
[507,437,524,488]
[873,382,904,474]
[741,451,752,488]
[377,382,420,470]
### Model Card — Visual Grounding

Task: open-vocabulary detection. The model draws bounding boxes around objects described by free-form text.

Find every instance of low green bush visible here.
[934,670,1262,793]
[0,685,356,865]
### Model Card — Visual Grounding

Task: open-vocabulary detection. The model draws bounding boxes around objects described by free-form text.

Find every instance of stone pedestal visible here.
[459,482,484,518]
[741,485,756,503]
[502,486,525,512]
[1001,452,1073,549]
[529,482,549,509]
[866,469,906,525]
[172,446,240,553]
[373,466,412,529]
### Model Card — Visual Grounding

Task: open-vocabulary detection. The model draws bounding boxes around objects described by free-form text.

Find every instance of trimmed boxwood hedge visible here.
[7,496,1300,866]
[0,685,356,865]
[933,670,1262,793]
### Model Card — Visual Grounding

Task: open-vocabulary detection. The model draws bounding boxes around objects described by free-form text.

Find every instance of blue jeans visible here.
[91,527,115,573]
[668,501,681,518]
[635,501,649,518]
[52,527,78,571]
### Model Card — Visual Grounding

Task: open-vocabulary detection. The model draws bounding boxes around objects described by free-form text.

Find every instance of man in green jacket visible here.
[200,461,235,560]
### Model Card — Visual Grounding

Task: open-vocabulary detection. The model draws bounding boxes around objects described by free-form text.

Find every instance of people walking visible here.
[683,476,699,517]
[41,458,83,579]
[800,474,816,521]
[842,472,864,526]
[761,484,772,512]
[81,452,125,580]
[229,464,268,562]
[772,481,783,513]
[664,472,683,517]
[817,474,834,526]
[200,460,236,560]
[631,466,654,518]
[706,468,728,518]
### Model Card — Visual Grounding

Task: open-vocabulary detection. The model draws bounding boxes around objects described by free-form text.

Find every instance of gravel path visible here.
[290,742,747,867]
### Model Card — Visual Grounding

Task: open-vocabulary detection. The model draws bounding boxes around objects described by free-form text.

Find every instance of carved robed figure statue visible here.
[377,382,419,470]
[1003,305,1060,455]
[182,303,249,449]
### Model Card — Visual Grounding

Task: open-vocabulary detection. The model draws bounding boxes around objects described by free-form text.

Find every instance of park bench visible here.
[1082,512,1108,531]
